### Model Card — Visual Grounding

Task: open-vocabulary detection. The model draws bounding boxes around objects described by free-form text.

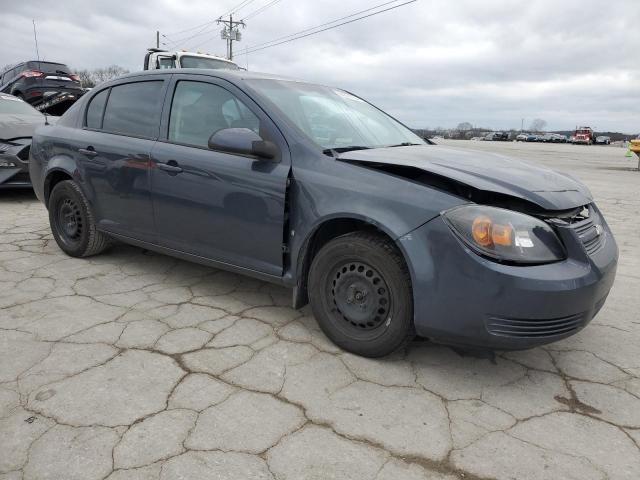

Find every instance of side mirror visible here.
[208,128,277,160]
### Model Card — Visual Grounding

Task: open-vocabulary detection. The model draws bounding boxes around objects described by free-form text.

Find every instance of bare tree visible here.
[75,69,95,88]
[529,118,547,132]
[456,122,473,131]
[91,65,130,85]
[72,65,130,88]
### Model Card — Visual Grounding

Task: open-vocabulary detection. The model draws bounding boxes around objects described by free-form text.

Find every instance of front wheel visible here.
[49,180,111,257]
[308,232,414,357]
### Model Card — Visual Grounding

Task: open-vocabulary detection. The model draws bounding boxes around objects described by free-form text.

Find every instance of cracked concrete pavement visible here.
[0,141,639,479]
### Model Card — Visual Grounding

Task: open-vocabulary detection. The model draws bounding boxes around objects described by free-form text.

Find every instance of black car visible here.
[29,70,618,357]
[0,61,84,115]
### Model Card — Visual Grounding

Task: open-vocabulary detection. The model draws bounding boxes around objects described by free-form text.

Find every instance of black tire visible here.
[308,232,414,357]
[48,180,111,257]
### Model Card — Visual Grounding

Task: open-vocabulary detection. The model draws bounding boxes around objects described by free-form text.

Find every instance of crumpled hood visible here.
[0,113,46,141]
[338,145,592,211]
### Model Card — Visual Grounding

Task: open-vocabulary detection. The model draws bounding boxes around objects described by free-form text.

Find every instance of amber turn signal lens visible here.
[471,216,493,247]
[472,216,513,248]
[491,223,513,246]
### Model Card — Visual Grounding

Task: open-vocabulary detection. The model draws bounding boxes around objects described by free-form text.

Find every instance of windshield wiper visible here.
[333,146,373,153]
[322,146,372,157]
[386,142,422,147]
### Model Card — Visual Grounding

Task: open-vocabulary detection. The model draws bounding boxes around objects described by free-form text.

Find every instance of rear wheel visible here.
[49,180,111,257]
[308,232,414,357]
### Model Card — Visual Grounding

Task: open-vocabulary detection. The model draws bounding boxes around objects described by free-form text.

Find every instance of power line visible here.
[220,0,256,18]
[188,0,286,52]
[236,0,416,57]
[163,20,217,37]
[242,0,404,52]
[242,0,284,20]
[162,0,256,41]
[163,23,218,49]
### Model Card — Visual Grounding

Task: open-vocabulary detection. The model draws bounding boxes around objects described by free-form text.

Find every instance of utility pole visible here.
[217,14,245,60]
[156,30,160,49]
[521,118,524,132]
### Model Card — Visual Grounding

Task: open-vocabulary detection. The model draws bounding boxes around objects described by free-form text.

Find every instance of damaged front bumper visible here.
[399,204,618,350]
[0,141,32,188]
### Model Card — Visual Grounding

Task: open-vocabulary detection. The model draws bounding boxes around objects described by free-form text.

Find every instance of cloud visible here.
[1,0,638,132]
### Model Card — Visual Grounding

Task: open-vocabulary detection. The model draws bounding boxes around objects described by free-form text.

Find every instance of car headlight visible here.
[0,160,17,168]
[442,205,565,264]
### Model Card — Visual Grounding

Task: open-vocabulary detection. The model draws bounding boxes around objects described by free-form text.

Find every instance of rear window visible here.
[26,62,70,74]
[85,89,109,129]
[179,56,239,70]
[102,81,163,138]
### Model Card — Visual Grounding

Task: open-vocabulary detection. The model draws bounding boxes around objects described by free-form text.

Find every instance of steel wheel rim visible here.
[330,261,391,332]
[55,197,83,246]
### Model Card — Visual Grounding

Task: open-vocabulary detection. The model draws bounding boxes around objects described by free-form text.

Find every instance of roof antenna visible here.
[32,19,49,125]
[32,19,41,71]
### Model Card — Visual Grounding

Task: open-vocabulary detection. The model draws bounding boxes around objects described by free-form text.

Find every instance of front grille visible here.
[485,313,585,338]
[549,205,604,256]
[570,216,603,255]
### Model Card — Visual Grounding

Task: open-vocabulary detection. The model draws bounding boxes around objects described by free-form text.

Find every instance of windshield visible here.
[0,95,42,116]
[246,79,424,150]
[179,56,239,70]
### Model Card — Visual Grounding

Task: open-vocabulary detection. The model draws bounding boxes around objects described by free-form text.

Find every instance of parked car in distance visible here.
[595,136,611,145]
[144,49,240,71]
[539,133,555,142]
[0,61,84,115]
[516,133,529,142]
[484,131,509,141]
[0,93,52,188]
[526,134,539,142]
[29,70,618,357]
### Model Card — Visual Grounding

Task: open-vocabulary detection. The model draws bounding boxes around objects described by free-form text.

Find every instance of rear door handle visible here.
[157,161,183,174]
[78,147,98,157]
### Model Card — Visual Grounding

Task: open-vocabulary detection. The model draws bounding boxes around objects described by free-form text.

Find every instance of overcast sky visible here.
[1,0,638,132]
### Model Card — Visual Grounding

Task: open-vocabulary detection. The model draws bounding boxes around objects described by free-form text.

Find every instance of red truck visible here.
[571,126,595,145]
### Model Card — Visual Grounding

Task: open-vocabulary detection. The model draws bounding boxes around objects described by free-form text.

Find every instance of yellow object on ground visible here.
[629,139,640,170]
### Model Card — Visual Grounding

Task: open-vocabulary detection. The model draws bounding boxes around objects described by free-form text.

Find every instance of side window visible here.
[85,89,109,129]
[168,81,260,148]
[102,81,163,138]
[157,57,175,69]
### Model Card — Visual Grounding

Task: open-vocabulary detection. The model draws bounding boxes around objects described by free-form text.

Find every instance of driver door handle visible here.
[78,147,98,157]
[157,161,183,174]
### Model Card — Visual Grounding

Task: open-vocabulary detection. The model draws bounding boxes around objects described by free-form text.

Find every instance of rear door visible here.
[150,74,290,276]
[68,78,168,242]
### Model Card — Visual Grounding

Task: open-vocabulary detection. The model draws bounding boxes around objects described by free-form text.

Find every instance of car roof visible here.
[113,68,309,86]
[2,61,68,72]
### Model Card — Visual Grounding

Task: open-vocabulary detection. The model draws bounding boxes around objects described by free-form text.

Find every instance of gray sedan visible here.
[28,70,618,357]
[0,93,50,188]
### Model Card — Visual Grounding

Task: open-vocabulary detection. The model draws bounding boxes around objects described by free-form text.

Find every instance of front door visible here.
[150,76,290,276]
